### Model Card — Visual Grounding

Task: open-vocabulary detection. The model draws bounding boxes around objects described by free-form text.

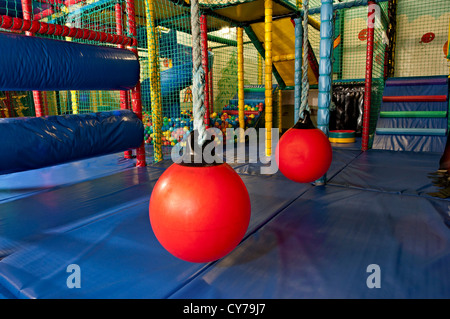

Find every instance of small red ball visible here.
[149,163,251,263]
[276,128,332,183]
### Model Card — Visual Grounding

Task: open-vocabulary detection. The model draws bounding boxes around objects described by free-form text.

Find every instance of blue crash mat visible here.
[170,185,450,299]
[0,167,311,298]
[0,153,137,203]
[0,166,163,259]
[234,148,362,182]
[329,149,442,197]
[0,146,449,299]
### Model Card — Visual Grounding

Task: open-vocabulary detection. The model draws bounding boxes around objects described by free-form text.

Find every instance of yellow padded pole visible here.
[66,31,78,115]
[272,53,295,62]
[70,90,78,114]
[278,88,282,132]
[257,53,263,85]
[145,0,163,162]
[265,0,273,157]
[237,27,245,142]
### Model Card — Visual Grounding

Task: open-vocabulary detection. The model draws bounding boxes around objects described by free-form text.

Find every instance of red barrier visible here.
[0,15,137,46]
[382,95,448,102]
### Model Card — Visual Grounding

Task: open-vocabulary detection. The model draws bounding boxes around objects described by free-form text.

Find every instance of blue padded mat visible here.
[0,153,137,203]
[0,165,313,298]
[376,117,447,129]
[329,149,441,196]
[383,83,449,97]
[372,134,447,154]
[0,167,163,259]
[170,185,450,299]
[0,147,449,299]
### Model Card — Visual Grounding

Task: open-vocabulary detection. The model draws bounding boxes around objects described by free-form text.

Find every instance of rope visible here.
[190,0,207,146]
[300,0,310,119]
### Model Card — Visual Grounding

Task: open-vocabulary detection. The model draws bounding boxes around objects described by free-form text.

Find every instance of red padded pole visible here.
[361,1,376,151]
[115,1,132,159]
[125,0,146,167]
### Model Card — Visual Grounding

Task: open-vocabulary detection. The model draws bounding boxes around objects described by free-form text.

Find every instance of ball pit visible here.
[143,102,264,147]
[143,110,193,146]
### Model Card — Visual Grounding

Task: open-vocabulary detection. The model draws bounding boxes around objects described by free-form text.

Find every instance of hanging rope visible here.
[300,0,310,119]
[190,0,207,146]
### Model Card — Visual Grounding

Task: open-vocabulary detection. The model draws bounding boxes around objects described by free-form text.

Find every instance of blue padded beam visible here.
[0,110,144,174]
[376,128,447,136]
[0,32,140,91]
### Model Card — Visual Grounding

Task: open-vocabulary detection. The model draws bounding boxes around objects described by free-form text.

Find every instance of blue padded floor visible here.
[0,143,449,299]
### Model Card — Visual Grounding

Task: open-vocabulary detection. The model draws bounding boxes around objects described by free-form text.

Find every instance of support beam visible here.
[361,1,376,151]
[126,0,146,167]
[265,0,273,157]
[237,27,245,135]
[144,0,162,163]
[116,0,132,159]
[316,0,333,185]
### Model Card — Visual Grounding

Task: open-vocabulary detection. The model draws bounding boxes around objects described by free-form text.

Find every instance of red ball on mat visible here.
[276,127,332,183]
[149,162,251,263]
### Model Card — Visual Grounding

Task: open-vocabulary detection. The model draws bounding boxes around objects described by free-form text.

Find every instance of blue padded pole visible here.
[0,110,144,174]
[294,17,303,123]
[0,32,140,91]
[316,0,333,186]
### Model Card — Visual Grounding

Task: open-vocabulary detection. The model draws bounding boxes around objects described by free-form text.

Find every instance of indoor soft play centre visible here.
[0,0,449,300]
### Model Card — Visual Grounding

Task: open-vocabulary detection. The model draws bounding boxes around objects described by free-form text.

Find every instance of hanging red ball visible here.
[276,128,332,183]
[149,162,251,263]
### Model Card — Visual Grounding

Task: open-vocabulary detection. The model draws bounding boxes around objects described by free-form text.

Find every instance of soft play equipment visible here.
[0,110,144,174]
[372,76,449,153]
[0,32,140,91]
[0,0,50,17]
[275,3,332,185]
[140,28,213,117]
[141,51,213,117]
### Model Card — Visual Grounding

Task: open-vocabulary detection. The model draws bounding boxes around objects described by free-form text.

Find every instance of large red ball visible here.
[149,163,251,263]
[275,128,332,183]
